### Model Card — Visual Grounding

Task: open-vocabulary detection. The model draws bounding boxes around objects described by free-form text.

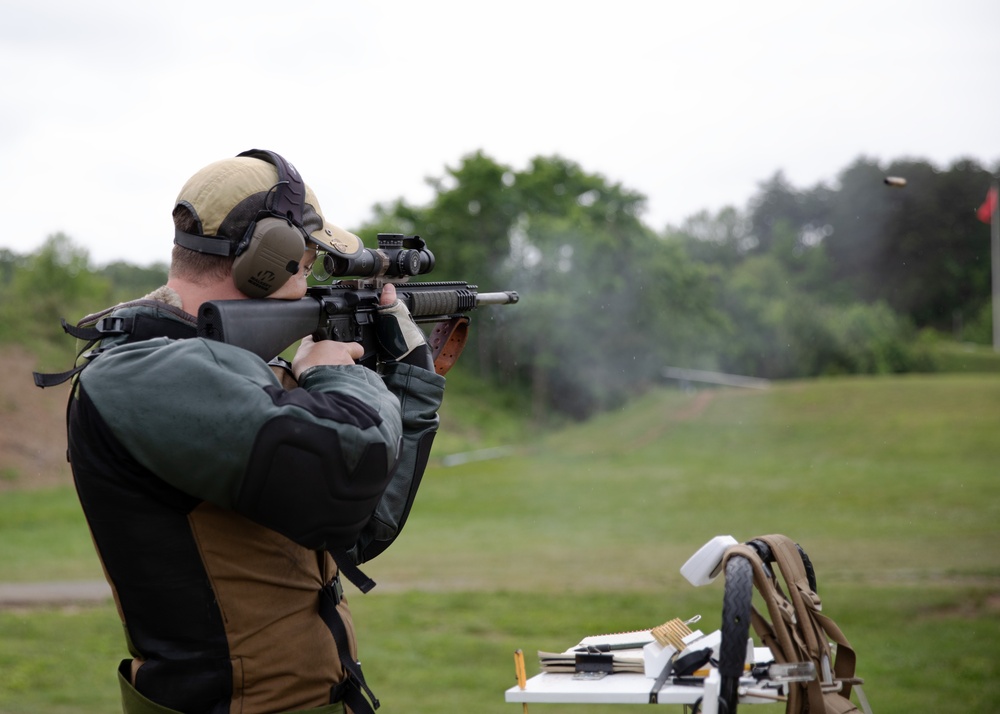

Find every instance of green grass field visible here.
[1,374,998,713]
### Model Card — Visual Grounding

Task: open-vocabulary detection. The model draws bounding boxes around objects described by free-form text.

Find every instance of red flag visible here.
[977,185,998,224]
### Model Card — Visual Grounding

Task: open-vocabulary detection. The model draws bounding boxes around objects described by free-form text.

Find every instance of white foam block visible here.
[680,535,739,586]
[642,640,678,679]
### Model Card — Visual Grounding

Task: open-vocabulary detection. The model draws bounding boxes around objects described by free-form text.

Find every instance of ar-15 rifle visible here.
[197,234,519,374]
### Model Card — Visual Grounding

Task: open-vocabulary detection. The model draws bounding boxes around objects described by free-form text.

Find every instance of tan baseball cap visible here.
[174,154,363,259]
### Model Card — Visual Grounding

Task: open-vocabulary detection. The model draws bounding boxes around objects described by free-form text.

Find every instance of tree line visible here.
[362,151,997,417]
[2,152,997,420]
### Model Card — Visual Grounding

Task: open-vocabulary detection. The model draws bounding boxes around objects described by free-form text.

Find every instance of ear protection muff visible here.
[230,214,307,298]
[230,149,308,298]
[173,149,310,298]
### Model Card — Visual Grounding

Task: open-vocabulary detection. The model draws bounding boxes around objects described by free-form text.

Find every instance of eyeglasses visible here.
[300,248,320,274]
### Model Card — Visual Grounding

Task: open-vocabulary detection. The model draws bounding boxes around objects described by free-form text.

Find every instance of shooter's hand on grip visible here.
[375,283,435,371]
[291,335,364,380]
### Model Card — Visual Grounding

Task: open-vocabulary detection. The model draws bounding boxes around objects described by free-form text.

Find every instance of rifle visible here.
[196,234,519,374]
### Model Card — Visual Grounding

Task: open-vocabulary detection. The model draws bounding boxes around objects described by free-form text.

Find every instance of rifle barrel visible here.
[477,291,519,305]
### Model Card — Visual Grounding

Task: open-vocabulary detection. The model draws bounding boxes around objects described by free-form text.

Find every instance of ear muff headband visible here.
[236,149,307,227]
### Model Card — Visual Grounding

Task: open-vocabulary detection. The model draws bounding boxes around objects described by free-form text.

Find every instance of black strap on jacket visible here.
[319,576,379,713]
[33,306,198,388]
[329,548,377,594]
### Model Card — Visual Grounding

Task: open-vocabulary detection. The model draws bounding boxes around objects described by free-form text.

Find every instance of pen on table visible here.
[514,649,528,713]
[574,641,652,652]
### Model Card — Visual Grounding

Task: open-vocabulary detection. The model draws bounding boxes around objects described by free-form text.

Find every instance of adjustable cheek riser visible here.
[232,217,307,298]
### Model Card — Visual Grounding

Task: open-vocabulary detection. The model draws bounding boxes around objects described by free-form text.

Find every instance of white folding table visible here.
[505,648,785,713]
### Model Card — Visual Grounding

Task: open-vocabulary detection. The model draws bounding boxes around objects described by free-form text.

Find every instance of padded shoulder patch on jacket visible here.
[263,385,381,429]
[236,415,391,550]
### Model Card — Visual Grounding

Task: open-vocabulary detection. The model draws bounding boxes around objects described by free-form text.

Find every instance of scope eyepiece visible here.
[314,233,435,280]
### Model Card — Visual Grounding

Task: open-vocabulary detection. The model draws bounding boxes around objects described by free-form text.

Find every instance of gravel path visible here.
[0,580,111,608]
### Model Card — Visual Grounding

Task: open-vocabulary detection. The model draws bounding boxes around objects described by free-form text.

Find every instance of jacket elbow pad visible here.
[236,415,395,549]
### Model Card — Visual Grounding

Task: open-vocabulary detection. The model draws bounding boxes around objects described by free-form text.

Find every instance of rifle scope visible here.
[315,233,436,280]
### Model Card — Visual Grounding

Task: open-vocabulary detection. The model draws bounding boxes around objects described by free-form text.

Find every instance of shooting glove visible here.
[375,299,435,371]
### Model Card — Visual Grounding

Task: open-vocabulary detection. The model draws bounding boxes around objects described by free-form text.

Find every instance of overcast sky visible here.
[3,0,999,267]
